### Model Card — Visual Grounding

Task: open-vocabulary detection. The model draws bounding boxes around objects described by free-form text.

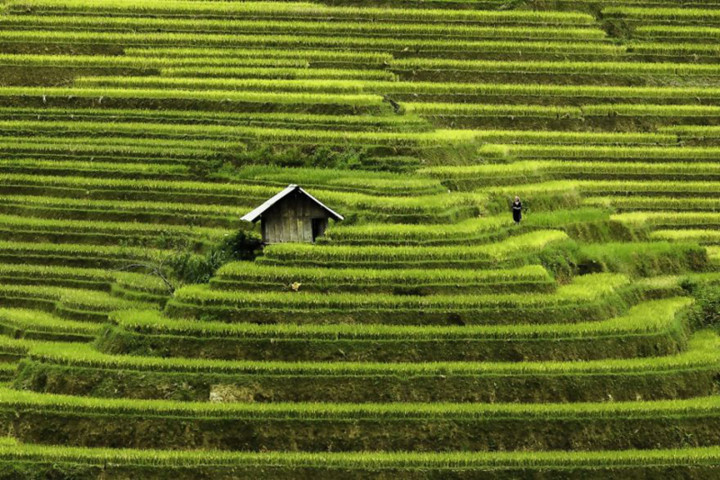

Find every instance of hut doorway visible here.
[311,218,328,242]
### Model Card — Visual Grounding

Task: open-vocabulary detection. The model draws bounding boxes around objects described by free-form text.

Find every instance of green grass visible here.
[4,441,720,473]
[31,328,717,377]
[0,308,101,339]
[212,262,554,294]
[651,230,720,245]
[166,273,636,324]
[6,1,596,25]
[110,297,692,351]
[0,16,608,41]
[257,230,572,268]
[0,30,615,57]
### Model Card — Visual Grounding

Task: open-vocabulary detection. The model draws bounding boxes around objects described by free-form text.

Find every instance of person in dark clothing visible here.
[512,196,522,224]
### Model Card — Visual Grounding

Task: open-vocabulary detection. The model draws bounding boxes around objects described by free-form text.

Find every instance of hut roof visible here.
[241,184,344,223]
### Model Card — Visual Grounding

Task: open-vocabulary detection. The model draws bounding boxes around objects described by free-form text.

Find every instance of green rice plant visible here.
[660,125,720,145]
[160,67,396,81]
[106,297,692,362]
[19,329,720,403]
[0,133,242,162]
[635,26,720,42]
[505,144,720,162]
[405,103,582,118]
[7,385,720,451]
[0,308,100,341]
[0,264,160,294]
[231,165,444,196]
[0,158,190,179]
[0,30,614,57]
[651,230,720,245]
[586,196,720,212]
[0,194,248,228]
[384,82,720,105]
[0,15,608,41]
[625,40,720,64]
[2,442,720,477]
[409,103,720,130]
[613,212,720,230]
[0,53,311,69]
[392,58,720,84]
[212,262,554,294]
[578,180,720,197]
[0,86,389,115]
[584,104,720,118]
[33,331,717,375]
[7,381,720,418]
[322,209,611,246]
[6,0,596,26]
[0,120,481,159]
[421,161,720,190]
[0,173,484,222]
[166,273,633,324]
[126,47,394,66]
[127,42,625,62]
[257,230,572,269]
[579,242,709,277]
[0,213,230,249]
[0,214,226,240]
[74,76,369,94]
[603,7,720,25]
[0,240,172,269]
[0,109,427,134]
[404,103,584,129]
[708,247,720,265]
[0,283,141,319]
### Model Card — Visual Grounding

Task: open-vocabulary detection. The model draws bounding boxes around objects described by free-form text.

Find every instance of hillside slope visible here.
[0,0,719,477]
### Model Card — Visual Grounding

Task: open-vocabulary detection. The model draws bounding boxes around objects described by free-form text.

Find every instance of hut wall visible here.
[262,192,330,243]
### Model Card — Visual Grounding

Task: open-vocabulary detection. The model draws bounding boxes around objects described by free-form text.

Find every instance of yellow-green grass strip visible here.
[613,212,720,229]
[635,26,720,41]
[0,284,140,313]
[172,273,628,311]
[6,0,596,25]
[585,196,720,212]
[323,209,608,245]
[7,385,720,419]
[504,144,720,161]
[126,47,393,64]
[0,174,482,217]
[0,16,608,41]
[0,213,230,240]
[3,440,720,469]
[114,297,692,342]
[27,329,718,377]
[0,86,386,108]
[651,230,720,245]
[0,159,189,177]
[214,262,552,289]
[0,31,614,53]
[0,309,101,337]
[259,230,571,265]
[578,180,720,196]
[393,58,720,75]
[160,67,396,81]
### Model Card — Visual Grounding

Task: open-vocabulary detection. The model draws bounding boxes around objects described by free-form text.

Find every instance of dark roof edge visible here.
[241,184,344,222]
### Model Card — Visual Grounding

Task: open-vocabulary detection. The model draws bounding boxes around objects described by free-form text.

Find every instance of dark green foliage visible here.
[165,230,262,285]
[681,279,720,330]
[579,242,709,277]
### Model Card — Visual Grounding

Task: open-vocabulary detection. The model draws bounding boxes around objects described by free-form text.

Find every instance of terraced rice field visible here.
[0,0,718,477]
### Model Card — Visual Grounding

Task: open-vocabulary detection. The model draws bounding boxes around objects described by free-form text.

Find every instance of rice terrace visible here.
[3,0,720,478]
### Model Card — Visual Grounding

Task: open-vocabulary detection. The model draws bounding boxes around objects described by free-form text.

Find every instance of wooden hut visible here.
[241,184,344,244]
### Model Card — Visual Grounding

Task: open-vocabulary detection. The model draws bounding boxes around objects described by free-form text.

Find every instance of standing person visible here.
[512,196,522,225]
